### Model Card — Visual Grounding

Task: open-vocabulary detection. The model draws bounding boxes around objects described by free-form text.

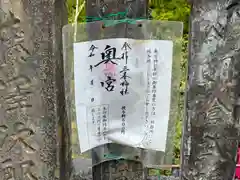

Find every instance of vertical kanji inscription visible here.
[182,1,240,179]
[1,76,33,113]
[0,0,67,179]
[0,10,38,180]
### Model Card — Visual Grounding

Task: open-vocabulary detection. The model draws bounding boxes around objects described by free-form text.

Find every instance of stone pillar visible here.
[181,0,240,179]
[0,1,68,180]
[85,0,148,179]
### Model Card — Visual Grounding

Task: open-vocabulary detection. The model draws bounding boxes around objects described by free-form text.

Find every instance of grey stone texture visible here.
[0,0,68,180]
[181,0,240,179]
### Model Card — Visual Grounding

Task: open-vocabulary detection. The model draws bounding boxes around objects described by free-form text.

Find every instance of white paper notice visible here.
[73,38,173,153]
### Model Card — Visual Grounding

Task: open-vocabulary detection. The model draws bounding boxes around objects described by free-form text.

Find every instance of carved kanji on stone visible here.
[0,1,67,179]
[0,122,35,152]
[0,75,33,113]
[1,159,38,180]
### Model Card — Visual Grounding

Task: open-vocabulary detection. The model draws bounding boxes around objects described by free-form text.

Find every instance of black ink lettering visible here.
[120,66,130,96]
[119,42,132,95]
[90,79,94,85]
[121,42,131,51]
[121,42,131,64]
[97,107,101,141]
[89,65,93,72]
[102,106,108,140]
[101,76,116,92]
[146,49,151,63]
[91,107,95,124]
[94,45,121,67]
[121,106,126,134]
[144,48,155,145]
[120,88,128,96]
[88,45,98,57]
[120,66,130,79]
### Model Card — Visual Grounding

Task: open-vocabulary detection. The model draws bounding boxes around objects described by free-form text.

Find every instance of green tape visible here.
[80,10,147,26]
[102,18,146,27]
[104,153,123,160]
[103,153,128,164]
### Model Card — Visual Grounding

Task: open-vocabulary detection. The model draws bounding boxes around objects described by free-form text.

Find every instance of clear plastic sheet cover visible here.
[62,20,183,171]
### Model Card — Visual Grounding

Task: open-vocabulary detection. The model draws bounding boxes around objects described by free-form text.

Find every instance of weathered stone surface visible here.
[181,0,240,179]
[71,158,179,180]
[0,0,67,180]
[86,0,147,18]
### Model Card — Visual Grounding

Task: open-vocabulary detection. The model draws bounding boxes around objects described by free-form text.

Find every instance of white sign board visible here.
[73,38,173,153]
